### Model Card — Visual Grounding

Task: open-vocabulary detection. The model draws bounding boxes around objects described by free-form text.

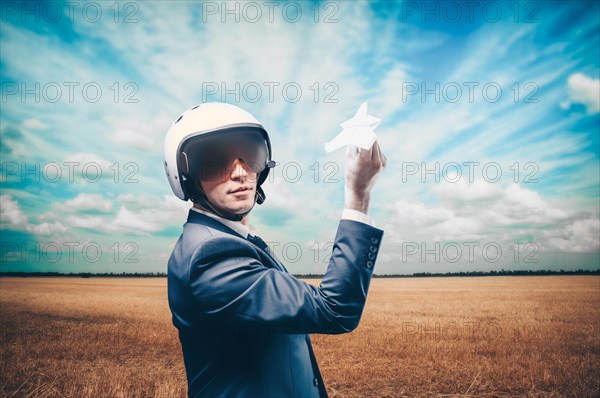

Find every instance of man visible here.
[164,102,386,398]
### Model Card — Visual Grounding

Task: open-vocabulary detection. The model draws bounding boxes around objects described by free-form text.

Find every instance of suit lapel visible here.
[187,210,287,273]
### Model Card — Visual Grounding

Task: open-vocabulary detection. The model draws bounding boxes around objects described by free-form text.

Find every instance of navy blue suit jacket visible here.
[168,210,384,398]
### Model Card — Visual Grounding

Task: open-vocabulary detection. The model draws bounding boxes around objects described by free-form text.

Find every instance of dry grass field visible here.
[1,276,598,397]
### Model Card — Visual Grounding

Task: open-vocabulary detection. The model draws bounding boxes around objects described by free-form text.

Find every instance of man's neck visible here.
[193,203,249,226]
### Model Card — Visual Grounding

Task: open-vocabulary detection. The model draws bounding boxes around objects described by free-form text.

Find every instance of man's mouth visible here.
[229,186,252,194]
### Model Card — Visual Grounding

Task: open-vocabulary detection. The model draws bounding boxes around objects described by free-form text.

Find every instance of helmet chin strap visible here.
[193,183,265,222]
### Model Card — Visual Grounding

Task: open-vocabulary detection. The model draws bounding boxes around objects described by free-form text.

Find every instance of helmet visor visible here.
[181,127,270,182]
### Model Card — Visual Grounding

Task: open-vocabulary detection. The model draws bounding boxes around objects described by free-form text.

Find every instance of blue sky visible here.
[1,0,599,274]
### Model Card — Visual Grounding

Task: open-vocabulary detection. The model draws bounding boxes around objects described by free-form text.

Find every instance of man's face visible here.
[199,159,258,215]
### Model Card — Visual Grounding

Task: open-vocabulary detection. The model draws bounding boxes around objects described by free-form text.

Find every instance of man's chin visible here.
[227,202,254,215]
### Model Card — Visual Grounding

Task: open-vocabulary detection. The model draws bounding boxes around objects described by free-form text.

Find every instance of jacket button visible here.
[366,261,374,268]
[371,237,379,244]
[313,378,319,386]
[368,252,376,260]
[370,246,377,253]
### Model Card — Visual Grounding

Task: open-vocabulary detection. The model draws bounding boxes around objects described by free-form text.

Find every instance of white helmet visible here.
[163,102,275,220]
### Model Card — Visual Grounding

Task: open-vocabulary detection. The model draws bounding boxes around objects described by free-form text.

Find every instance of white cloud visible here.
[545,217,600,253]
[22,118,47,129]
[63,152,113,170]
[106,113,173,151]
[117,193,137,203]
[1,194,67,236]
[56,193,113,213]
[28,222,68,235]
[433,178,504,203]
[64,215,106,230]
[386,183,579,245]
[63,195,189,234]
[392,199,453,226]
[0,194,28,227]
[110,207,161,233]
[429,216,485,241]
[491,184,570,224]
[260,178,302,210]
[369,65,409,119]
[60,153,118,186]
[112,195,190,232]
[561,73,600,114]
[3,193,189,237]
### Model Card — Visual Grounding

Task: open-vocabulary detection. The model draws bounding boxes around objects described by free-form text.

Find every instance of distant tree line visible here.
[373,269,600,277]
[1,269,599,278]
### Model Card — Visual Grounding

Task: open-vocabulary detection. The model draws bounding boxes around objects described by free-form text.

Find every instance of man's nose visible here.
[230,158,250,181]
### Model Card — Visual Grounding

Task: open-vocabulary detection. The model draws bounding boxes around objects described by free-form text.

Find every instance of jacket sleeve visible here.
[187,219,383,335]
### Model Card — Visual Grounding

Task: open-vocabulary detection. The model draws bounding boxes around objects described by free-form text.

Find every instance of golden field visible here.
[0,276,598,398]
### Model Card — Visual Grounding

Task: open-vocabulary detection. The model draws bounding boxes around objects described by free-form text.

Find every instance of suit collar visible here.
[186,209,247,238]
[188,207,250,238]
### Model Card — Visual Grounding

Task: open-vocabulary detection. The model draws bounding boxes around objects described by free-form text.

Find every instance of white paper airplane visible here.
[324,102,381,153]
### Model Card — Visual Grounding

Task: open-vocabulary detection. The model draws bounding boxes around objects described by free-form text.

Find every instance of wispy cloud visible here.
[1,1,598,273]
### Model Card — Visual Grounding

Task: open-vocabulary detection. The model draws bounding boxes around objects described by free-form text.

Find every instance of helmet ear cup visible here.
[180,152,190,176]
[256,187,266,205]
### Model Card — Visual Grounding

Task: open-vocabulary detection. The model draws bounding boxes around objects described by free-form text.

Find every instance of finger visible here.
[353,145,367,161]
[371,141,382,162]
[373,142,387,168]
[369,142,376,161]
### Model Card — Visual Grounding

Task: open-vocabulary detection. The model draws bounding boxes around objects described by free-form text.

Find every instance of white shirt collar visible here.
[190,206,257,238]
